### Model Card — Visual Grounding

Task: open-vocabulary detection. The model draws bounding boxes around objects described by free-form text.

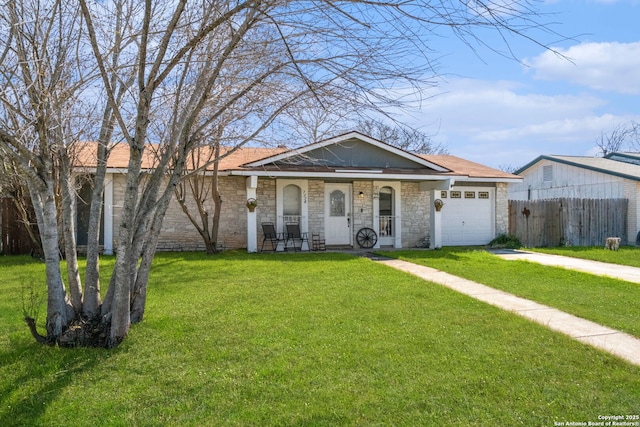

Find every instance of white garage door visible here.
[441,187,495,246]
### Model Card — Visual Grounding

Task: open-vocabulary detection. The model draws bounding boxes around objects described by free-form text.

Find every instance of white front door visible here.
[325,183,352,246]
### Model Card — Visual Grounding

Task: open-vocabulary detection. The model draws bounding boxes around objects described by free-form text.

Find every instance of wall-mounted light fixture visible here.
[434,199,444,212]
[358,191,365,199]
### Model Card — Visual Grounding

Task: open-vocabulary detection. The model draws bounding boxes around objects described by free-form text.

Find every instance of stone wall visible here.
[256,178,277,244]
[401,182,430,248]
[108,175,505,251]
[157,175,249,251]
[352,181,373,234]
[307,180,325,239]
[110,174,250,251]
[495,182,509,237]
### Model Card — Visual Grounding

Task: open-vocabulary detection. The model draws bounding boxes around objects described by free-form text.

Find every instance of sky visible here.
[397,0,640,170]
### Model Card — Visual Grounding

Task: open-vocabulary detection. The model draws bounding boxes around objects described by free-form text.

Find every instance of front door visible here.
[325,183,352,246]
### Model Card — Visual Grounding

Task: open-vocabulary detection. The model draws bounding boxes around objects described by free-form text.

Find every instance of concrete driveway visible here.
[490,249,640,284]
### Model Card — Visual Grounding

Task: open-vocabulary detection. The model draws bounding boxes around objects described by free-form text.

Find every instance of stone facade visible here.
[352,181,373,232]
[110,175,250,251]
[401,182,430,248]
[307,180,325,239]
[107,175,508,251]
[494,182,509,237]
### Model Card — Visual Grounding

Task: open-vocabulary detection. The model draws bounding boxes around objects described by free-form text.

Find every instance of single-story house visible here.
[80,131,520,253]
[509,152,640,244]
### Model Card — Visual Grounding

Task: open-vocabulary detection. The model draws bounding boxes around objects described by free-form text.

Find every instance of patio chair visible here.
[261,222,282,252]
[285,222,309,252]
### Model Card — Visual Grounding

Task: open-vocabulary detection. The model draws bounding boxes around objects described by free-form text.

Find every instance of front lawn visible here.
[383,248,640,339]
[1,252,639,426]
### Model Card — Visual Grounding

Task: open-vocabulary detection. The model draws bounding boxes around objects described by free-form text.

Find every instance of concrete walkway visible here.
[375,257,640,367]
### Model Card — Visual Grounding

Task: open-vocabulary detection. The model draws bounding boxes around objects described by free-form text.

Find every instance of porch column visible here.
[246,176,258,253]
[104,174,114,255]
[430,190,443,249]
[372,191,380,249]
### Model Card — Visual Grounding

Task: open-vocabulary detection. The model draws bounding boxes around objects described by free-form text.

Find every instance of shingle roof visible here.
[72,141,518,180]
[73,142,286,170]
[420,154,519,179]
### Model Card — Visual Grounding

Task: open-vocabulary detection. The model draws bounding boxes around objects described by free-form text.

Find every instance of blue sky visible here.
[397,0,640,169]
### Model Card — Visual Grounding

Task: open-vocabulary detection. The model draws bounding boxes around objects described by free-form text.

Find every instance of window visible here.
[543,165,553,182]
[379,187,393,216]
[465,191,475,199]
[440,191,447,198]
[283,184,301,216]
[479,192,489,199]
[450,191,461,198]
[329,190,345,216]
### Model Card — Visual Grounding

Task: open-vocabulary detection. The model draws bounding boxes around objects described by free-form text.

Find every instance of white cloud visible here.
[525,41,640,94]
[398,78,639,168]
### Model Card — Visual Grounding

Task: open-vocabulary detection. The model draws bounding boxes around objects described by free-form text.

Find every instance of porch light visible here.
[434,199,444,212]
[358,191,365,199]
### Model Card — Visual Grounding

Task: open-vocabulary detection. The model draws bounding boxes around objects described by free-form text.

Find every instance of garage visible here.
[441,187,495,246]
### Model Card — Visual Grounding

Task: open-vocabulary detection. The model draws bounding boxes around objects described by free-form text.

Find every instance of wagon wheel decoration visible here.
[356,227,378,249]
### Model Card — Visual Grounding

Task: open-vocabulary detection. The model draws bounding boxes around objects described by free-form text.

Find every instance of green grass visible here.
[382,248,640,339]
[531,245,640,268]
[1,252,639,426]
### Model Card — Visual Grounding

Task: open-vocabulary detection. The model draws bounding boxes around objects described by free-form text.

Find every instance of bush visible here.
[488,234,522,249]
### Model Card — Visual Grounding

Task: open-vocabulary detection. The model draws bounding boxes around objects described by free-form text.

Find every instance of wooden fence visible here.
[0,197,40,255]
[508,198,628,247]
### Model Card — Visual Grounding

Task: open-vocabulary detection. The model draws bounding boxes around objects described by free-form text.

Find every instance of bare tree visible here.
[0,0,128,345]
[175,144,222,254]
[498,164,521,174]
[355,119,448,154]
[595,121,640,156]
[0,1,93,342]
[1,0,564,348]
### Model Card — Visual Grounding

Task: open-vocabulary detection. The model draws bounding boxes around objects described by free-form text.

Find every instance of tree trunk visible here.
[83,139,110,319]
[210,149,222,253]
[29,181,72,342]
[59,155,82,314]
[108,146,143,347]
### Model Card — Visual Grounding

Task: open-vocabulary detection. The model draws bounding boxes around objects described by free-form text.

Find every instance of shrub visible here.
[488,234,522,249]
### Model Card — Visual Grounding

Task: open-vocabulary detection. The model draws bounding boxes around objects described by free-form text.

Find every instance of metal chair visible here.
[261,222,282,252]
[285,222,309,252]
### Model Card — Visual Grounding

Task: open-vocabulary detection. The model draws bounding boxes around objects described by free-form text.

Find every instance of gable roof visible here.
[516,154,640,182]
[72,133,519,182]
[244,131,450,172]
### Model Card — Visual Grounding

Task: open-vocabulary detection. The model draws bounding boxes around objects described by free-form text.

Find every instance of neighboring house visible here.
[509,152,640,244]
[79,131,520,253]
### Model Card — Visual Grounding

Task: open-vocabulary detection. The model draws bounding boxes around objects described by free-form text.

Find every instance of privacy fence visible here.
[0,198,40,255]
[508,198,628,247]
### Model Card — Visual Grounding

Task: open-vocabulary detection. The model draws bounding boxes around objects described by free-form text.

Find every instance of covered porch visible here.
[238,174,456,253]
